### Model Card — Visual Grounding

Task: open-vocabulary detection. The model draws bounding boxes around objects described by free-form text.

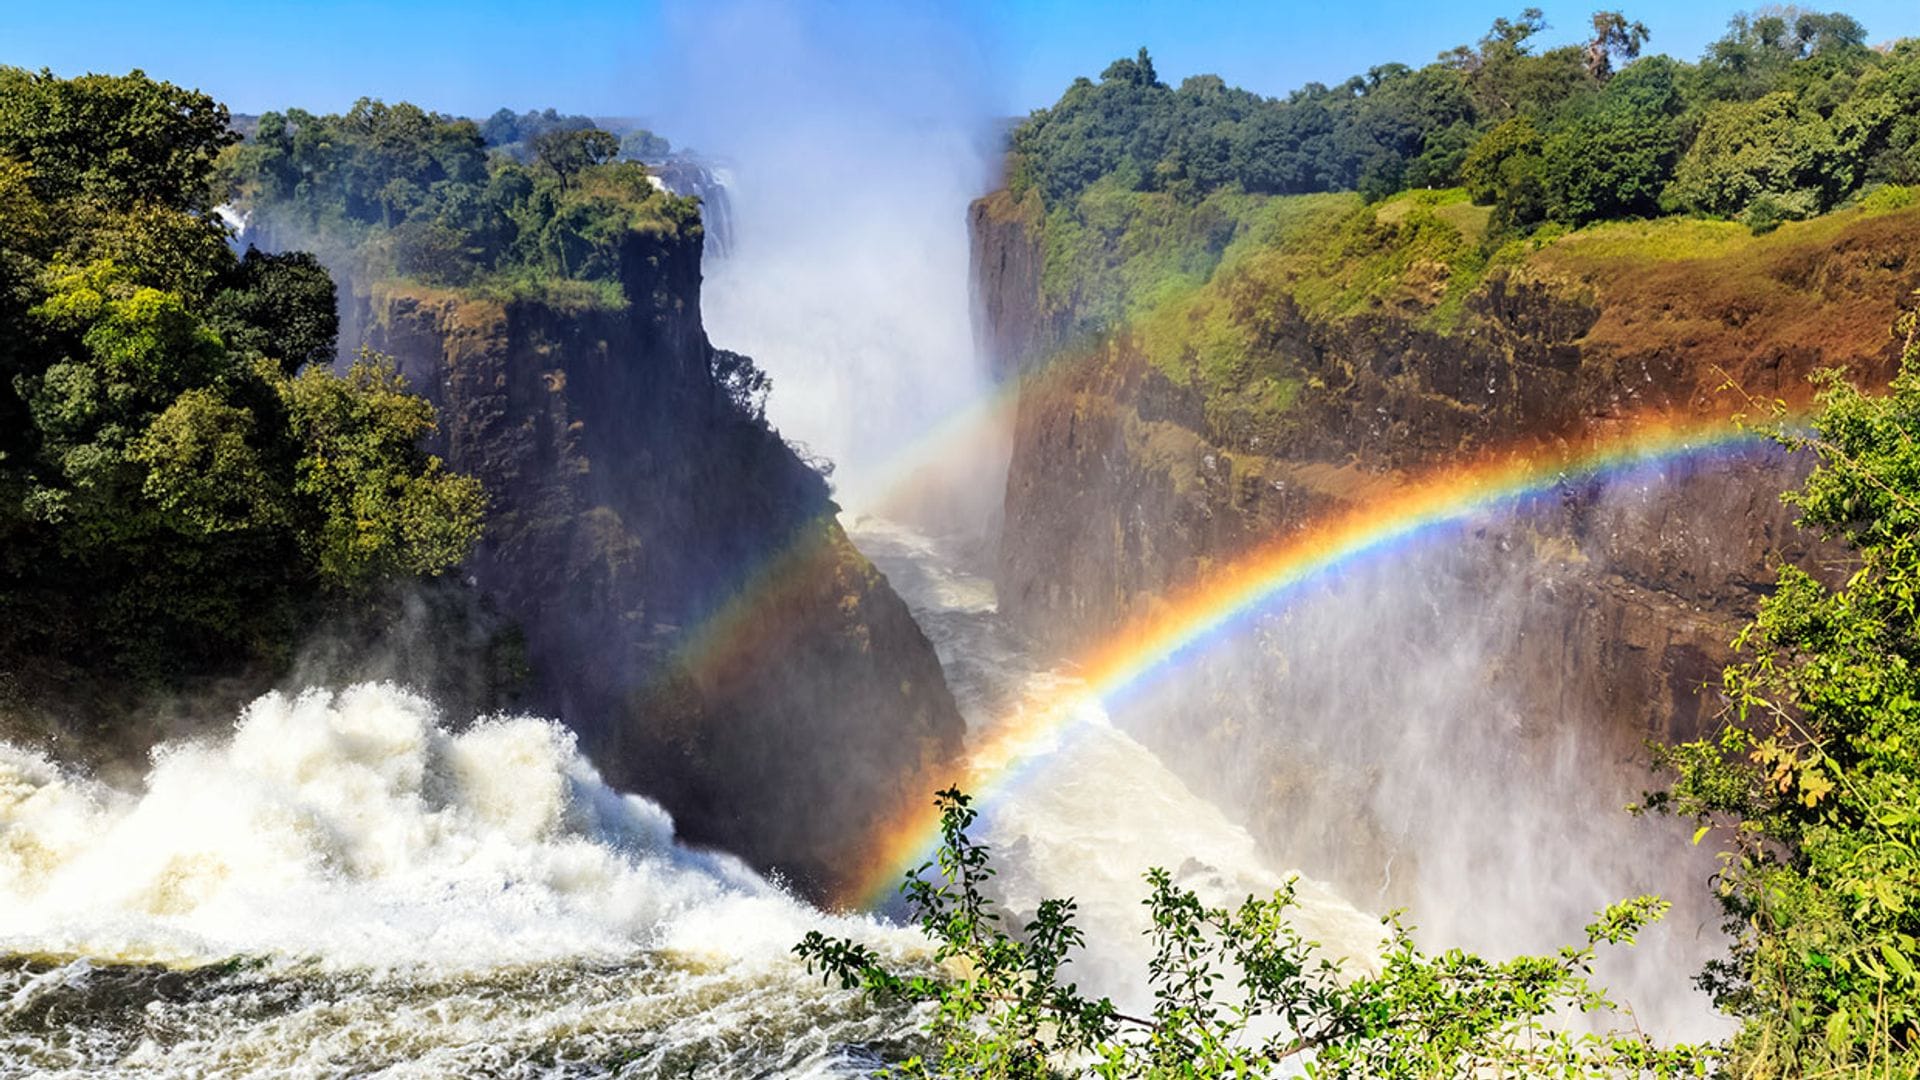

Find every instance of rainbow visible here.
[839,411,1779,909]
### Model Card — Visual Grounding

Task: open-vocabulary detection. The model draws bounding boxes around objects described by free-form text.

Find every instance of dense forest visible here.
[221,101,693,308]
[0,68,483,705]
[1014,9,1919,235]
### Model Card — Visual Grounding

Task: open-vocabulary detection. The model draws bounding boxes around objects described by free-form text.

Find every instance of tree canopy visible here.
[0,68,483,686]
[221,98,701,303]
[1011,9,1920,235]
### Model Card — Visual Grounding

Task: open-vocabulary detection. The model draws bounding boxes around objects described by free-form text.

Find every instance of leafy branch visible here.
[799,789,1714,1078]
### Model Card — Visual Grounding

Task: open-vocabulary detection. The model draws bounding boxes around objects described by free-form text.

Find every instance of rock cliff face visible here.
[977,192,1920,904]
[970,189,1058,382]
[355,224,962,899]
[979,196,1920,744]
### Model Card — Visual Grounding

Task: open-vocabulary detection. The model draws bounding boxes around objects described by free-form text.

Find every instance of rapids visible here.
[0,685,926,1076]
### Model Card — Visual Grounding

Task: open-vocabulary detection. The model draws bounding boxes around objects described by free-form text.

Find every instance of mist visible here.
[1098,464,1754,1042]
[646,5,1735,1041]
[647,0,1007,521]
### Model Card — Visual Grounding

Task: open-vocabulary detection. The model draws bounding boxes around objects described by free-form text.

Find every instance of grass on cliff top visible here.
[1129,188,1498,395]
[376,271,628,314]
[1533,183,1918,268]
[1283,188,1501,329]
[1042,181,1920,446]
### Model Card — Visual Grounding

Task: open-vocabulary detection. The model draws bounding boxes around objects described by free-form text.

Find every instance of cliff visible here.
[976,188,1920,897]
[356,220,962,899]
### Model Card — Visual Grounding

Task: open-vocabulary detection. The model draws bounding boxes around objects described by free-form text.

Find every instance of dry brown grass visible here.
[1530,206,1920,409]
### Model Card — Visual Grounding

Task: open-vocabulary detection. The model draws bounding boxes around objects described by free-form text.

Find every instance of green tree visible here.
[1542,55,1686,225]
[1696,9,1869,104]
[1665,91,1843,223]
[1441,9,1591,122]
[1462,115,1549,231]
[206,248,339,371]
[534,128,620,190]
[1585,11,1652,81]
[0,67,235,212]
[0,71,486,685]
[619,128,671,162]
[222,100,692,301]
[275,353,485,589]
[1648,300,1920,1078]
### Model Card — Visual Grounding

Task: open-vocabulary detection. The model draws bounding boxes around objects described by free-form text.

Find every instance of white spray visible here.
[0,684,923,1075]
[650,0,1005,517]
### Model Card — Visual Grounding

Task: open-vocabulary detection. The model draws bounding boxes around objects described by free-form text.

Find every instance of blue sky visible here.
[6,1,1920,122]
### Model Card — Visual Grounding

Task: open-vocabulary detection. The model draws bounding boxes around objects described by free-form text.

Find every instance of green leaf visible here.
[1882,943,1916,983]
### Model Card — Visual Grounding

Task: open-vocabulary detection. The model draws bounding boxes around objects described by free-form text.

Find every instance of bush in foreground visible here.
[799,789,1710,1079]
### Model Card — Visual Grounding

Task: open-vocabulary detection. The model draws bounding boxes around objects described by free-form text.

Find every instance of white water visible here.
[851,516,1728,1043]
[849,518,1386,1010]
[663,3,999,514]
[0,516,1728,1073]
[700,131,992,514]
[0,685,924,1076]
[0,530,1392,1075]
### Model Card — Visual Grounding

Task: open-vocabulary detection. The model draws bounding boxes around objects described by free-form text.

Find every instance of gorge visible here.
[6,5,1920,1074]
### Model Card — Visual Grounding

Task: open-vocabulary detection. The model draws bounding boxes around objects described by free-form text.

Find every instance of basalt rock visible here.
[356,224,962,900]
[978,196,1920,906]
[980,199,1920,747]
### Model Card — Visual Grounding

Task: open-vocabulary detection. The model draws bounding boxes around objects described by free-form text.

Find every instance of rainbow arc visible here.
[841,412,1775,908]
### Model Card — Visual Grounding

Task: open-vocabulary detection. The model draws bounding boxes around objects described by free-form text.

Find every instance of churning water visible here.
[0,685,925,1076]
[0,529,1396,1076]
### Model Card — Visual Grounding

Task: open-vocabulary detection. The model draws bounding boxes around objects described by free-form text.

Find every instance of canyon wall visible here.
[354,221,962,899]
[976,192,1920,898]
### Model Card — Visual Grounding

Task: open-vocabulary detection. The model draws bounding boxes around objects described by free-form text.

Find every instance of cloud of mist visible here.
[647,0,1006,522]
[1103,468,1751,1043]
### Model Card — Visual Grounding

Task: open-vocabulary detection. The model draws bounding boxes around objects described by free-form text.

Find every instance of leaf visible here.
[1826,1008,1852,1055]
[1691,825,1711,846]
[1882,943,1916,983]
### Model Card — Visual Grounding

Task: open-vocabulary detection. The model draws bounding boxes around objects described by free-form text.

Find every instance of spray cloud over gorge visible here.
[626,2,1736,1041]
[652,0,1002,515]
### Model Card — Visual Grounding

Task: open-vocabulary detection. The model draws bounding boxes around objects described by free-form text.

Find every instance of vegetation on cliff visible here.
[803,789,1712,1078]
[986,9,1920,451]
[0,67,482,690]
[1646,309,1920,1077]
[220,98,700,309]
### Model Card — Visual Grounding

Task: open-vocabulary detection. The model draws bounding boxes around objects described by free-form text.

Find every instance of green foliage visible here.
[1036,182,1270,329]
[0,70,483,686]
[1585,12,1652,81]
[222,100,694,305]
[800,790,1713,1078]
[1665,92,1842,222]
[1539,56,1685,226]
[1012,10,1920,236]
[618,128,671,164]
[277,354,485,588]
[0,66,235,212]
[1646,301,1920,1077]
[533,128,620,189]
[478,106,595,162]
[206,248,338,372]
[1695,9,1870,104]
